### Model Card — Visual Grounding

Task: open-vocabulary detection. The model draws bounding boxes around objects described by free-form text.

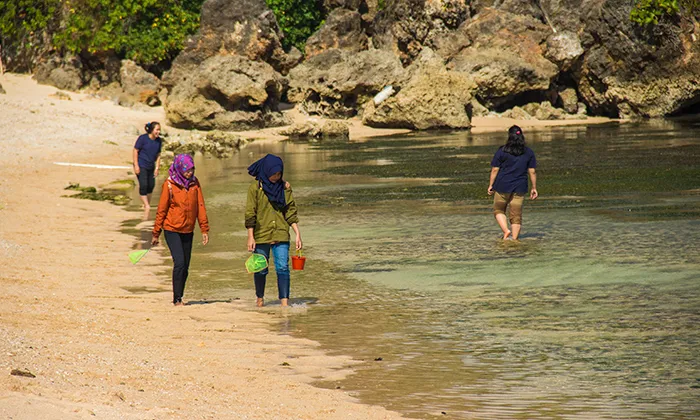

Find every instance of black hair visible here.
[503,125,525,156]
[144,121,160,134]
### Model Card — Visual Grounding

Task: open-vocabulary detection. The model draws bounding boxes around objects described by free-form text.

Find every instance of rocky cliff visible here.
[24,0,700,130]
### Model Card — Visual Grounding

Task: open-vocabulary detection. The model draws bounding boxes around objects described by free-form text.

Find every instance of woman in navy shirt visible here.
[487,125,538,240]
[133,121,163,211]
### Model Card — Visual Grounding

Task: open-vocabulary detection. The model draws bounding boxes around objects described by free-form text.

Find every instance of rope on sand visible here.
[53,162,131,169]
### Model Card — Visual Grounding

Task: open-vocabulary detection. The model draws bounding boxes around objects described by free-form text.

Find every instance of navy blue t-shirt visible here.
[134,134,162,170]
[491,146,537,194]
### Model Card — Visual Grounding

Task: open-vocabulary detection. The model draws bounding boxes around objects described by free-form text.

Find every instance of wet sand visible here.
[0,73,616,419]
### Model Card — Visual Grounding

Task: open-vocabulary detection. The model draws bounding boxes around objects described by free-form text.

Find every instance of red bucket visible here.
[291,250,306,270]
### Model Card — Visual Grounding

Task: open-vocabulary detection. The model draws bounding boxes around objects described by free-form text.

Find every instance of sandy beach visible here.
[0,73,615,419]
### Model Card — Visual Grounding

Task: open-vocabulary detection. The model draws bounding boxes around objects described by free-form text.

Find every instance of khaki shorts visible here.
[493,192,525,224]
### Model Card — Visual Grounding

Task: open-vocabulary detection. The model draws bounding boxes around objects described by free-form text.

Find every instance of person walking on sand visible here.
[487,125,538,241]
[245,154,302,307]
[133,121,163,210]
[152,154,209,306]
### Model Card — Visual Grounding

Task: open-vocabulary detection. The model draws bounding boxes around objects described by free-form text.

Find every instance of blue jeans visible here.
[253,242,290,299]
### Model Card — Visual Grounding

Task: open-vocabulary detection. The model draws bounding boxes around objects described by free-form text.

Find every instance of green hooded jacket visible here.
[245,180,299,243]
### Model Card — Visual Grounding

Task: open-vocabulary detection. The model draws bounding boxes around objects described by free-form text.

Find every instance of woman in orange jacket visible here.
[152,154,209,306]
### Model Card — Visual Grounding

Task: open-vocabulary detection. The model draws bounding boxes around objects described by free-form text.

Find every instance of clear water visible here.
[131,120,700,419]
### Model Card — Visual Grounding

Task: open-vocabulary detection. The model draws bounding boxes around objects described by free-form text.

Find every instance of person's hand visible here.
[284,181,291,190]
[151,234,159,246]
[154,167,159,177]
[202,233,209,246]
[530,188,538,200]
[487,185,494,196]
[134,165,141,175]
[247,237,256,252]
[295,236,303,251]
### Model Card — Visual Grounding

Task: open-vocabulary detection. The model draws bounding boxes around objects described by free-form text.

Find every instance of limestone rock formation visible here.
[372,0,471,65]
[441,9,558,111]
[305,8,369,57]
[544,31,584,71]
[287,49,406,118]
[34,55,85,91]
[163,0,298,91]
[119,60,162,106]
[166,55,288,130]
[163,0,298,130]
[536,0,700,118]
[363,50,474,129]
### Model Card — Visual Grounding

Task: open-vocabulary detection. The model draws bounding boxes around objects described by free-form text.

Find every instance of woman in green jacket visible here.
[245,154,302,307]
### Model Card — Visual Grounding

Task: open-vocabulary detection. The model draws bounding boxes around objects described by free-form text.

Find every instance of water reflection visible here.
[137,121,699,419]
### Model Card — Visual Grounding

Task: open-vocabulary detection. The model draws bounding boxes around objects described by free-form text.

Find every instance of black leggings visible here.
[164,230,194,304]
[137,167,156,196]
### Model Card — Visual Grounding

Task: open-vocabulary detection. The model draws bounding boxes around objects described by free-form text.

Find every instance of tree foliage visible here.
[1,0,330,65]
[0,0,57,49]
[0,0,204,65]
[265,0,325,52]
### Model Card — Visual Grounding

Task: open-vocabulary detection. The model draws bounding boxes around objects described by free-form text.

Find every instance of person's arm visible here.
[291,223,302,251]
[245,183,258,252]
[284,190,301,250]
[151,182,171,245]
[154,153,161,177]
[488,167,499,195]
[196,184,209,245]
[528,168,538,200]
[133,148,140,175]
[247,227,256,252]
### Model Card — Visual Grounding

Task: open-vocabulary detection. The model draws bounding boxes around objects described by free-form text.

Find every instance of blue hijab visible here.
[248,154,286,208]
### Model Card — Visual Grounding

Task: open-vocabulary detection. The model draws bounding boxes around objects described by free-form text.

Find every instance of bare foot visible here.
[256,298,264,307]
[280,298,289,307]
[503,230,511,240]
[174,301,184,307]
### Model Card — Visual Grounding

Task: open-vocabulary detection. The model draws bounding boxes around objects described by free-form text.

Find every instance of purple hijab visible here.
[169,154,196,189]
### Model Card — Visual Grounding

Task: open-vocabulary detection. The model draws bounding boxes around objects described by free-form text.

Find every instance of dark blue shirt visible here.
[491,146,537,194]
[134,134,162,170]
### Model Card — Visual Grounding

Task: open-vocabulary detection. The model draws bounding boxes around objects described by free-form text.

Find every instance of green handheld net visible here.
[128,249,150,264]
[245,253,268,274]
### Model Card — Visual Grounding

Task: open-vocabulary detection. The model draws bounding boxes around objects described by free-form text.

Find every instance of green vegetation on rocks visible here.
[630,0,699,25]
[64,182,130,205]
[1,0,203,66]
[265,0,325,51]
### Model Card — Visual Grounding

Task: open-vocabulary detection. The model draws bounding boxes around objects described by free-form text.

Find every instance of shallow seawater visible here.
[132,120,700,419]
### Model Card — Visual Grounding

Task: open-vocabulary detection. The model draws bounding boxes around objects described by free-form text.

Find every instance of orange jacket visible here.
[153,178,209,236]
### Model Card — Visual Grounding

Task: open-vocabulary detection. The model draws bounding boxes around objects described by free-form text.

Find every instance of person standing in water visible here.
[152,154,210,306]
[245,154,302,307]
[133,121,163,210]
[488,125,538,240]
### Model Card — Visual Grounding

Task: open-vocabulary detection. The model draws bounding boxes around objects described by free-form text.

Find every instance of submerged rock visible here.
[278,120,350,140]
[64,183,130,205]
[162,130,248,159]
